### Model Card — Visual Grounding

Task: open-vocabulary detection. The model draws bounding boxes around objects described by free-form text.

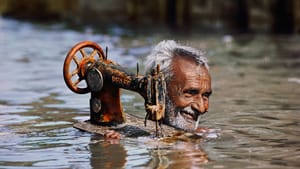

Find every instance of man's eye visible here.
[203,92,212,98]
[184,89,199,95]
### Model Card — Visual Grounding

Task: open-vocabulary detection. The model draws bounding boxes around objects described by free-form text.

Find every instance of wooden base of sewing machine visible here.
[73,113,178,138]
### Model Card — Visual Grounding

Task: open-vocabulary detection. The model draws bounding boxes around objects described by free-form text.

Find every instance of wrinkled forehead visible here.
[171,55,210,78]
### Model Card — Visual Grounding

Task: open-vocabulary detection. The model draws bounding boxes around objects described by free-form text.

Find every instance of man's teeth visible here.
[194,115,201,130]
[181,110,194,118]
[181,111,193,120]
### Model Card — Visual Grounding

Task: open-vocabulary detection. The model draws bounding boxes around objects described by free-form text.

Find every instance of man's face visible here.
[164,55,212,131]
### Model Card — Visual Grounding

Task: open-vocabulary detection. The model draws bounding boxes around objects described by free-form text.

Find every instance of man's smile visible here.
[180,107,199,121]
[177,106,203,130]
[180,111,197,122]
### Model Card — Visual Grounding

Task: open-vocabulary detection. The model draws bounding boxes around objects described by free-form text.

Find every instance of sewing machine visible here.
[63,41,166,135]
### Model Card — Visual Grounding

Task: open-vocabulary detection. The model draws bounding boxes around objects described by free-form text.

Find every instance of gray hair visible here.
[145,40,208,81]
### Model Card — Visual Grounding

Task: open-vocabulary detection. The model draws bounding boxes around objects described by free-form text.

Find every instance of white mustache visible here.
[181,106,202,130]
[181,106,196,115]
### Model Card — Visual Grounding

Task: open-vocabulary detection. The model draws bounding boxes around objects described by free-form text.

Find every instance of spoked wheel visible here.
[63,41,105,94]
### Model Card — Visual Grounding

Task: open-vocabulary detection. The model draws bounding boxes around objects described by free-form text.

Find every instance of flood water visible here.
[0,17,299,169]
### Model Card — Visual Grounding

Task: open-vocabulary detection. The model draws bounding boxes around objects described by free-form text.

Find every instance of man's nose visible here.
[191,97,207,114]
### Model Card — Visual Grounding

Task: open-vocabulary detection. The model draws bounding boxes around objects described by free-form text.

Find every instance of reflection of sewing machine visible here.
[63,41,166,135]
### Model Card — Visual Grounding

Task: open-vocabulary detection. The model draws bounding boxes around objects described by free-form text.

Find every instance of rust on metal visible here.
[63,41,105,94]
[63,41,167,136]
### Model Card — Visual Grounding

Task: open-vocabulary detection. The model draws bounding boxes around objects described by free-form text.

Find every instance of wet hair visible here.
[145,40,208,81]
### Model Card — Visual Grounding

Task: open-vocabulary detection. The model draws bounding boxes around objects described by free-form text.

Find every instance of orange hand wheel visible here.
[63,41,105,94]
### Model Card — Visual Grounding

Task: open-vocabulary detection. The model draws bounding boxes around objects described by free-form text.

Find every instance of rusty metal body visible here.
[63,41,166,136]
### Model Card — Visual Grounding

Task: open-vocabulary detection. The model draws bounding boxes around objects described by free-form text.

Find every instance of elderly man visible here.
[105,40,212,138]
[145,40,212,132]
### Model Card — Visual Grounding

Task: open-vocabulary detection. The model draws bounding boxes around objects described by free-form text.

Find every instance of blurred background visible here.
[0,0,299,34]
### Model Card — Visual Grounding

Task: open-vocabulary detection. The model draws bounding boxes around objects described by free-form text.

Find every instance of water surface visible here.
[0,18,299,168]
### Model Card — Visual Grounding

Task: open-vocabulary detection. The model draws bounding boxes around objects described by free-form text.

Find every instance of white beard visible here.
[163,95,198,132]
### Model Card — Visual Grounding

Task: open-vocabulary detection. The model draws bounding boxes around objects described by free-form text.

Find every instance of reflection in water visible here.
[0,17,299,168]
[89,135,209,169]
[90,135,127,169]
[146,140,208,169]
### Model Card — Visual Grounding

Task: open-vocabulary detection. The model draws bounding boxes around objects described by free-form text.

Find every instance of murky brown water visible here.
[0,18,299,169]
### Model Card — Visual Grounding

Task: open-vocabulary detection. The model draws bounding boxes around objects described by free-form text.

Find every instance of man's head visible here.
[145,40,212,131]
